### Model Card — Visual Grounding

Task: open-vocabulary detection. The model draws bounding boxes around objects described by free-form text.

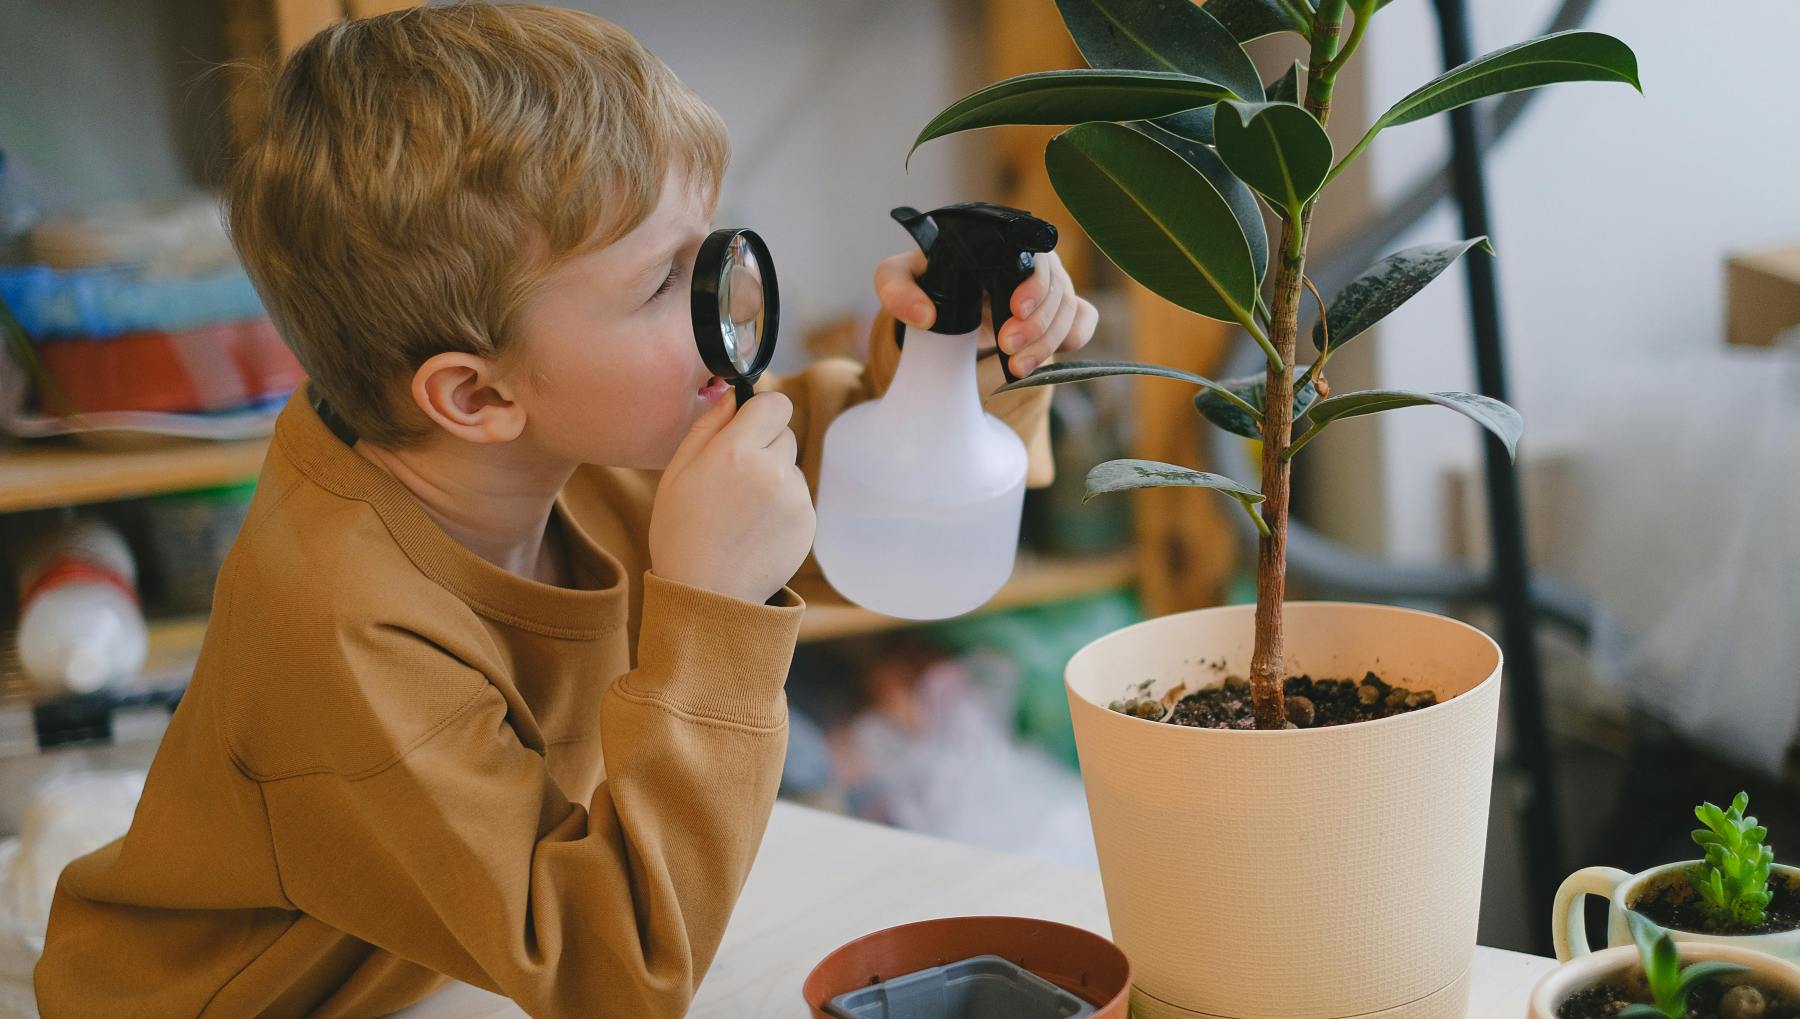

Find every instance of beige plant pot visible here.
[1065,601,1504,1019]
[1526,942,1800,1019]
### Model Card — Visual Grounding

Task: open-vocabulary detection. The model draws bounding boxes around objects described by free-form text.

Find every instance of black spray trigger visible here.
[889,202,1058,386]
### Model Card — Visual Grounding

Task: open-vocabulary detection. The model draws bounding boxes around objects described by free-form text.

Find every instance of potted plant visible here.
[908,2,1640,1017]
[1530,913,1800,1019]
[1556,793,1800,963]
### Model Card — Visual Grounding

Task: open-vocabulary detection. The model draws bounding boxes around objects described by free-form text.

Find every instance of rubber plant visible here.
[911,0,1640,728]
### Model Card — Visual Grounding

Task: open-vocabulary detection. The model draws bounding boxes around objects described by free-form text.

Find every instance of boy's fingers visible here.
[723,391,795,449]
[1001,258,1065,354]
[667,393,736,474]
[766,425,798,466]
[1013,289,1081,375]
[1010,251,1058,322]
[875,250,934,329]
[1066,296,1099,352]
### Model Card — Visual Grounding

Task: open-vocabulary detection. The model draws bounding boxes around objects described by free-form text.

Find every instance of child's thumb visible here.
[666,394,735,474]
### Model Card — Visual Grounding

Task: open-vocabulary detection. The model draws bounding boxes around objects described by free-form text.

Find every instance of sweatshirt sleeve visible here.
[256,572,803,1018]
[763,310,1056,608]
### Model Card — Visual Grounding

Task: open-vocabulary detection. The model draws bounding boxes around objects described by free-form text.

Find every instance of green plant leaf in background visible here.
[1288,389,1523,461]
[1198,0,1312,42]
[1055,0,1264,103]
[1086,459,1268,535]
[911,69,1239,161]
[1213,101,1333,222]
[1047,121,1257,328]
[1313,238,1493,353]
[997,359,1263,420]
[1128,120,1268,287]
[1329,30,1641,184]
[1193,372,1319,439]
[1266,60,1304,104]
[1148,107,1216,145]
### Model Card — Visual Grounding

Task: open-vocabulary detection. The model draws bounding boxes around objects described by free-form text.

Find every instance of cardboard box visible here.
[1726,243,1800,347]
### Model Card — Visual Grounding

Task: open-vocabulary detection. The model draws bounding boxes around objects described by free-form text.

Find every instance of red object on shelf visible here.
[35,318,302,414]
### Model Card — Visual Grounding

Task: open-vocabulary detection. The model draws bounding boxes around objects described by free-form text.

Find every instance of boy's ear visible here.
[410,351,526,444]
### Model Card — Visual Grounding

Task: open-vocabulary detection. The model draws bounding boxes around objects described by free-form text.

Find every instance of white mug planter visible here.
[1554,861,1800,963]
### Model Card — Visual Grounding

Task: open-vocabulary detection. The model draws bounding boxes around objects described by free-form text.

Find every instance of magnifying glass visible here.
[691,228,779,406]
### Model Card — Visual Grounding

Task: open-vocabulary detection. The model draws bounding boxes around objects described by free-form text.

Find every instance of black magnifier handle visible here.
[733,378,756,406]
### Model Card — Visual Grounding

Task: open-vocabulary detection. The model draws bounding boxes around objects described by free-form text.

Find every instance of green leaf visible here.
[1193,372,1319,439]
[1297,390,1523,459]
[1330,31,1641,185]
[1200,0,1312,42]
[1266,60,1304,104]
[1380,30,1640,128]
[1675,961,1751,999]
[1047,121,1257,326]
[1616,1007,1672,1019]
[1628,912,1663,963]
[1085,460,1262,521]
[1128,120,1268,286]
[997,358,1253,406]
[1214,101,1333,218]
[1055,0,1263,103]
[1150,106,1216,145]
[1650,932,1681,1003]
[912,69,1240,159]
[1313,238,1494,352]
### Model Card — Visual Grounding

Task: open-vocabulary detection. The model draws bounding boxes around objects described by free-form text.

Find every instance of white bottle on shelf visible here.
[16,520,148,697]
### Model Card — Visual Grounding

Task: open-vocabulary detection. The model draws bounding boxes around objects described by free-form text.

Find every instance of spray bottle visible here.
[813,203,1058,619]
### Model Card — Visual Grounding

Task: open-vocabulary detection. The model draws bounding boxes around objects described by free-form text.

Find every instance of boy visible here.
[34,4,1095,1017]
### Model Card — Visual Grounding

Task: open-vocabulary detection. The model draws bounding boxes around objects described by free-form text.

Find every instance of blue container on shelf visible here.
[823,954,1095,1019]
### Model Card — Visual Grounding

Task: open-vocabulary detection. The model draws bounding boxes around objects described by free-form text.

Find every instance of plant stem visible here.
[1249,0,1348,731]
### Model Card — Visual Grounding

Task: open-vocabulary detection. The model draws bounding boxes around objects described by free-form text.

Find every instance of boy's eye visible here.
[650,266,681,301]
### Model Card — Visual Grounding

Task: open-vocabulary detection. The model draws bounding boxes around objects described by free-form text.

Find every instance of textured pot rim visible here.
[1066,600,1503,740]
[1529,942,1800,1016]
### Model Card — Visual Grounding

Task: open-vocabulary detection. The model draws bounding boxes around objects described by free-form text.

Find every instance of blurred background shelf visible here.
[0,438,269,513]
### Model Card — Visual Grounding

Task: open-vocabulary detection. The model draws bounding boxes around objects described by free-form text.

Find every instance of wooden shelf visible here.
[0,438,269,513]
[0,554,1137,709]
[797,551,1136,644]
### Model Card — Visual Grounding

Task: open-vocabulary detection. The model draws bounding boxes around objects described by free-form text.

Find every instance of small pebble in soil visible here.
[1111,671,1439,730]
[1285,695,1316,728]
[1722,985,1768,1019]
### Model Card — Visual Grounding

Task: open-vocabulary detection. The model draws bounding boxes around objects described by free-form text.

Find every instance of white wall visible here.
[1361,0,1800,565]
[509,0,997,372]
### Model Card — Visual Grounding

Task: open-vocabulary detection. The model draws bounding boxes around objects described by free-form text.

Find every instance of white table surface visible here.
[396,801,1556,1018]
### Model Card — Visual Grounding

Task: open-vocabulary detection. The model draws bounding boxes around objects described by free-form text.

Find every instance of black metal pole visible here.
[1431,0,1564,954]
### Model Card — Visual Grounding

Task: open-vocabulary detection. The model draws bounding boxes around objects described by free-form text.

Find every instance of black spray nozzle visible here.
[891,203,1058,383]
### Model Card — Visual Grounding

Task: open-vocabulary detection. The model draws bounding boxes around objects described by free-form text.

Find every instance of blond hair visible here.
[225,3,730,446]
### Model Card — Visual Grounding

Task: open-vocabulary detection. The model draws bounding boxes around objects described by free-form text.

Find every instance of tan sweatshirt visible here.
[33,315,1051,1019]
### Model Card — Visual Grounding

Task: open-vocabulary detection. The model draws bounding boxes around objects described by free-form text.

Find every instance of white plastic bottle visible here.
[16,520,148,697]
[812,203,1057,620]
[813,323,1029,619]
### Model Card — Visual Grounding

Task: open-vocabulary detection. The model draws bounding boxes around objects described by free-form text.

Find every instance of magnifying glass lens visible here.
[720,242,764,372]
[693,228,779,405]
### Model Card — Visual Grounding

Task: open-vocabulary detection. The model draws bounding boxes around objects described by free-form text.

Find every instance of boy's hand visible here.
[650,393,814,605]
[874,248,1098,376]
